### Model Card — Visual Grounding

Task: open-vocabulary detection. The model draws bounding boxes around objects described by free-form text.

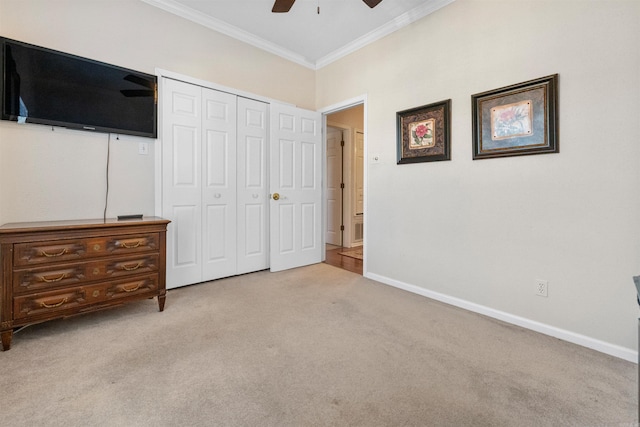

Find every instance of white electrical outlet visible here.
[535,279,548,297]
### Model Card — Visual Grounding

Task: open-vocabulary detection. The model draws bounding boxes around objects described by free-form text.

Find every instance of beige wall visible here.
[0,0,315,224]
[317,0,640,354]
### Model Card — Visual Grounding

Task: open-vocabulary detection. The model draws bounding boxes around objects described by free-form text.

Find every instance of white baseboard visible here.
[365,272,637,363]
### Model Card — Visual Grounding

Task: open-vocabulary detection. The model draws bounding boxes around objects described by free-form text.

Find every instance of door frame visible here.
[154,70,367,276]
[319,95,368,275]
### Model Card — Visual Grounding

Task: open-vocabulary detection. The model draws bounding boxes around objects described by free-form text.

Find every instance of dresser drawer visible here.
[13,275,159,320]
[105,275,158,300]
[14,239,86,266]
[13,254,159,293]
[106,233,160,256]
[13,283,107,320]
[13,265,86,293]
[14,233,159,266]
[85,253,159,282]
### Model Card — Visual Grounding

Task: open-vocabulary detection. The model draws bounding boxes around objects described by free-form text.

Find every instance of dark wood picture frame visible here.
[472,74,558,160]
[397,99,451,164]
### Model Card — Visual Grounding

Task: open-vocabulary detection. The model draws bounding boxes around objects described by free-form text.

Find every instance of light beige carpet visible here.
[0,263,636,426]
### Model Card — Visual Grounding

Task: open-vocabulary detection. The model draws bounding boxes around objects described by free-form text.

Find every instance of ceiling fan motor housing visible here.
[272,0,383,13]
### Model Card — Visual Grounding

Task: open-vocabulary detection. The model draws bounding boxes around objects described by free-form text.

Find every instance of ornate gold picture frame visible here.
[472,74,558,160]
[397,99,451,164]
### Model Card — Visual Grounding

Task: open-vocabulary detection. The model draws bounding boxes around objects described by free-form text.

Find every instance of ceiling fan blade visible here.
[120,89,154,98]
[362,0,383,8]
[123,74,154,89]
[272,0,296,13]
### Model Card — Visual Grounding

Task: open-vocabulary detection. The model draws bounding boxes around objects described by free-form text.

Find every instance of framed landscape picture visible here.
[397,99,451,164]
[472,74,558,160]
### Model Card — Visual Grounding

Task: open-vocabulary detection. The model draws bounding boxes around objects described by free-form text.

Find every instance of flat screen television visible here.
[0,37,157,138]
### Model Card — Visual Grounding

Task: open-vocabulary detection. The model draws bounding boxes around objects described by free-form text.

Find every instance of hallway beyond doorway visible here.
[325,244,363,275]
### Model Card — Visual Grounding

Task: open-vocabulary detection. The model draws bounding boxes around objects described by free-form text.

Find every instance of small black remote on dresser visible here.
[117,214,143,220]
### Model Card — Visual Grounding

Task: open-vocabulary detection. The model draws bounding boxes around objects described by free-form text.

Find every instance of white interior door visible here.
[237,97,269,274]
[201,88,237,281]
[162,78,203,288]
[326,126,342,246]
[269,103,323,272]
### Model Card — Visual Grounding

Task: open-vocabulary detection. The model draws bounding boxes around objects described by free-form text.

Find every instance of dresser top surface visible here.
[0,217,170,235]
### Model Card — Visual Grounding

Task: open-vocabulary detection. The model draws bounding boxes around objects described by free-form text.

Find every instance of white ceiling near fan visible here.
[141,0,455,69]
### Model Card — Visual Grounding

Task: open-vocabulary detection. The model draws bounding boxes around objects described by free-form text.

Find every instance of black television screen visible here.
[0,37,157,138]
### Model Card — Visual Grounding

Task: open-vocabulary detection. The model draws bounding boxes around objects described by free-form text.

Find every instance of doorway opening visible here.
[323,103,365,275]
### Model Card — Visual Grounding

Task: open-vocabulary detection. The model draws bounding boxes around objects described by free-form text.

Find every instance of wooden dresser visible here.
[0,217,169,351]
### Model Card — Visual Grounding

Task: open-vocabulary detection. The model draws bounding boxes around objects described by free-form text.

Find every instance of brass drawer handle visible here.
[121,240,142,249]
[40,248,67,257]
[122,262,142,271]
[39,273,66,283]
[41,298,68,309]
[122,284,141,293]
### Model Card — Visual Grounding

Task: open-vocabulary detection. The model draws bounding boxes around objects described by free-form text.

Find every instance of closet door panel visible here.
[206,130,229,186]
[202,88,238,281]
[237,98,269,274]
[172,205,200,266]
[205,205,231,262]
[162,78,203,288]
[243,204,265,255]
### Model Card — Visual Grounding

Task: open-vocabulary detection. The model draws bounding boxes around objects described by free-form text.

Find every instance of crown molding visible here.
[140,0,316,69]
[140,0,455,71]
[315,0,455,69]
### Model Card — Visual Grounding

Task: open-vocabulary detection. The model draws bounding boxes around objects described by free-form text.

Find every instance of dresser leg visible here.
[1,330,12,351]
[158,294,166,312]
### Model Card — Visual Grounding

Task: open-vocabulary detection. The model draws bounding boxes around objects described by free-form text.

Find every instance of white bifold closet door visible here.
[162,77,268,289]
[236,96,269,275]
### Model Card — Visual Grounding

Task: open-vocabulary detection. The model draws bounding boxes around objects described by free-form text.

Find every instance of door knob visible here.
[272,193,280,200]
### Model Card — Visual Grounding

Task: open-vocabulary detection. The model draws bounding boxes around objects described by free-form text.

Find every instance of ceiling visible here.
[140,0,455,69]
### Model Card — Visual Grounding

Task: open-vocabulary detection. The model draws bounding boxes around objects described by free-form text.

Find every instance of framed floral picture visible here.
[397,99,451,164]
[472,74,558,160]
